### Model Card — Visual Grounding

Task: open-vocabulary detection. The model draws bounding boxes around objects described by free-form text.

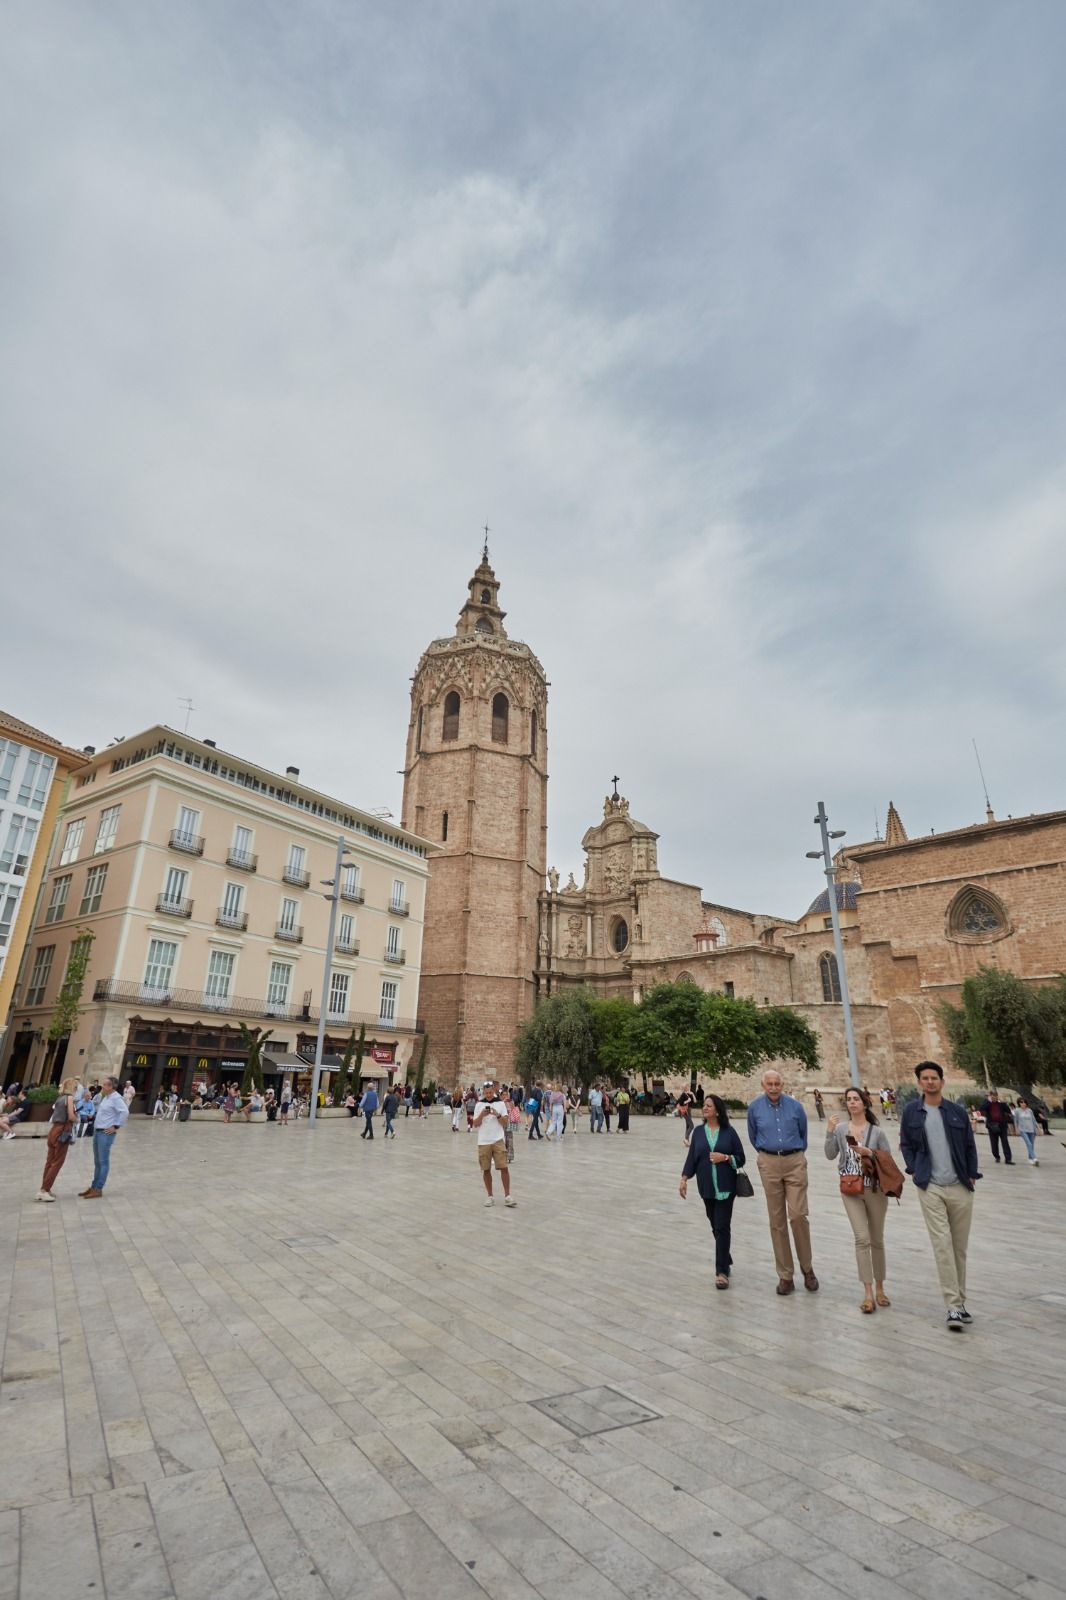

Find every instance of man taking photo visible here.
[474,1080,516,1208]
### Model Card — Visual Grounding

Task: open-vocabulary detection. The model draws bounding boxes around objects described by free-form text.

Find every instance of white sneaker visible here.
[504,1195,517,1207]
[2,1131,15,1140]
[483,1197,494,1207]
[36,1190,55,1202]
[1030,1157,1039,1166]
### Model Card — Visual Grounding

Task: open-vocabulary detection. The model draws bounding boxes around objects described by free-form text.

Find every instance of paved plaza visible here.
[1,1110,1065,1600]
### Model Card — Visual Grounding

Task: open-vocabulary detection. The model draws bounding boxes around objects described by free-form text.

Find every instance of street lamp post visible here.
[308,836,350,1127]
[806,801,862,1090]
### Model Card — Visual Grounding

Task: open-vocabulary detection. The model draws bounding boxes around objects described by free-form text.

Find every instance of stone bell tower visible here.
[402,543,548,1084]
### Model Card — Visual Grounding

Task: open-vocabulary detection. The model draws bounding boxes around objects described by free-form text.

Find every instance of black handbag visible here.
[734,1170,754,1198]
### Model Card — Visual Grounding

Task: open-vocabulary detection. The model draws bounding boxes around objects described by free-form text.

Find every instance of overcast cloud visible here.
[4,1,1066,915]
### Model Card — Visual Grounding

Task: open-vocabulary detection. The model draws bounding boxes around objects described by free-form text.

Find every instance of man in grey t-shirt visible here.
[899,1062,980,1332]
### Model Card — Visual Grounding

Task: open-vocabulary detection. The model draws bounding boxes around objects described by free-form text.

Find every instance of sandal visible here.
[715,1275,729,1290]
[860,1297,876,1314]
[875,1290,891,1307]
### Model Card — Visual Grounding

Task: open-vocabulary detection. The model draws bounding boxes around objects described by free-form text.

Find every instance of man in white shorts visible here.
[473,1080,517,1208]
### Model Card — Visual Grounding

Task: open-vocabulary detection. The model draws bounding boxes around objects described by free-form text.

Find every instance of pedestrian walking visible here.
[1011,1097,1039,1166]
[979,1090,1014,1165]
[382,1087,399,1138]
[81,1075,128,1198]
[567,1088,580,1132]
[615,1086,631,1132]
[679,1094,748,1289]
[602,1089,613,1133]
[527,1083,544,1139]
[122,1080,136,1109]
[451,1088,464,1131]
[813,1088,825,1121]
[746,1069,819,1295]
[588,1084,603,1133]
[825,1088,894,1314]
[152,1090,165,1118]
[900,1061,981,1332]
[473,1079,516,1207]
[36,1077,79,1201]
[222,1085,237,1124]
[676,1088,695,1144]
[359,1084,379,1139]
[546,1086,566,1139]
[279,1084,292,1125]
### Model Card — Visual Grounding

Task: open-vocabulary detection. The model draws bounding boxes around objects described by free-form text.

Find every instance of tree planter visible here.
[27,1102,52,1123]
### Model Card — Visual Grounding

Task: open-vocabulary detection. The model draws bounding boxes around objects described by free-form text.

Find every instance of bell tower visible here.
[402,544,548,1084]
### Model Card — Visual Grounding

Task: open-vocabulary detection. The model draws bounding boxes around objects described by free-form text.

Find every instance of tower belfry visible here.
[401,547,548,1083]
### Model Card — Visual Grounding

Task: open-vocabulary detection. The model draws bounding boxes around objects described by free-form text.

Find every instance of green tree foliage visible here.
[515,990,601,1088]
[513,981,820,1089]
[48,931,95,1043]
[940,966,1065,1092]
[334,1029,358,1104]
[237,1024,272,1095]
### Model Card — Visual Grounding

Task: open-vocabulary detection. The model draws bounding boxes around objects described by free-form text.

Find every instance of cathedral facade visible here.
[408,555,1066,1095]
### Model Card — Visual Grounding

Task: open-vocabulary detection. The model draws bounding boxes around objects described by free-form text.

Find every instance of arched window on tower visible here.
[480,588,491,604]
[415,706,423,753]
[442,811,448,842]
[442,691,460,741]
[819,952,842,1003]
[947,884,1007,940]
[491,693,509,743]
[475,617,493,634]
[530,709,538,757]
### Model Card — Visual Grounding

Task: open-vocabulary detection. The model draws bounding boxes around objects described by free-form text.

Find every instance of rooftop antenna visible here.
[179,696,194,734]
[873,807,882,842]
[482,524,490,562]
[972,739,995,822]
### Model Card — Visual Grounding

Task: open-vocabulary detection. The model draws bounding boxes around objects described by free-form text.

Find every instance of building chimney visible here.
[203,739,216,748]
[82,745,96,756]
[286,765,300,778]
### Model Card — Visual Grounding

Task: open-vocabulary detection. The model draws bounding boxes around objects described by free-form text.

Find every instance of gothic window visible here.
[491,692,509,743]
[947,884,1007,940]
[442,811,448,842]
[415,707,423,753]
[611,917,629,954]
[676,971,695,984]
[820,951,841,1003]
[475,617,493,634]
[480,588,491,603]
[709,916,727,947]
[442,691,460,741]
[530,710,538,757]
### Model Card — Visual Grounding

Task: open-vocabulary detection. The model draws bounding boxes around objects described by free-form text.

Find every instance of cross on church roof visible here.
[611,775,620,800]
[482,525,490,562]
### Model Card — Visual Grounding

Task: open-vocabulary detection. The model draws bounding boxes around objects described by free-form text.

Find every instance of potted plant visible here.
[27,1083,60,1122]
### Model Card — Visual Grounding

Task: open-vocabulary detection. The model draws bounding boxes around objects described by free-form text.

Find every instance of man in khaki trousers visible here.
[746,1070,819,1295]
[900,1061,981,1332]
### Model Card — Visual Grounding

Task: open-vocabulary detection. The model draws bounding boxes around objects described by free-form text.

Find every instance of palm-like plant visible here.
[238,1023,272,1096]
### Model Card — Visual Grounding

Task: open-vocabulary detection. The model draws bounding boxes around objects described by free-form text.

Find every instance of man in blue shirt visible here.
[359,1084,379,1139]
[81,1075,129,1198]
[747,1069,818,1295]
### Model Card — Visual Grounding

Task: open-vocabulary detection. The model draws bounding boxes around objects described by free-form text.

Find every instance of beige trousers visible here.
[756,1153,812,1280]
[841,1188,889,1284]
[917,1182,974,1310]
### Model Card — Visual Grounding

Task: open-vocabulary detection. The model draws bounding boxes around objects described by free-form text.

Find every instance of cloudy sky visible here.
[5,2,1066,915]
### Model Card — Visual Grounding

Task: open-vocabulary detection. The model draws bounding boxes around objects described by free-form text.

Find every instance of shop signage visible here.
[197,1057,208,1069]
[371,1044,395,1063]
[221,1059,244,1070]
[167,1055,180,1067]
[135,1054,148,1065]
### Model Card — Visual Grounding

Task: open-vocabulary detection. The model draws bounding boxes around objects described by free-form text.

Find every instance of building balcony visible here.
[226,848,258,872]
[384,949,406,965]
[156,895,193,918]
[274,923,304,943]
[389,900,410,917]
[283,867,311,888]
[216,909,249,931]
[335,938,360,956]
[340,887,365,903]
[169,830,204,856]
[91,976,426,1032]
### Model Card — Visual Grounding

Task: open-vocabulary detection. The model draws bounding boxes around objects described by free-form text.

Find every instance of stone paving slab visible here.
[1,1111,1065,1599]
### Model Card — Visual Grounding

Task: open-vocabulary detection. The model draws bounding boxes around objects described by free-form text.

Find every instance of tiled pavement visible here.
[1,1109,1065,1600]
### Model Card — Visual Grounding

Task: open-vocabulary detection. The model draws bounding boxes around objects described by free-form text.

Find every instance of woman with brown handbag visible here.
[825,1088,894,1314]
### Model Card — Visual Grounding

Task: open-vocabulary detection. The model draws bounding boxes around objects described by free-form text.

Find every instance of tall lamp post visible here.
[308,835,351,1127]
[806,801,861,1090]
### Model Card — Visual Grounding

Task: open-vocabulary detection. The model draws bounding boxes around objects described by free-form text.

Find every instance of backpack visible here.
[526,1098,538,1113]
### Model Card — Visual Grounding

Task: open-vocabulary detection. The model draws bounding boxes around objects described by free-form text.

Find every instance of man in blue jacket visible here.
[899,1061,981,1332]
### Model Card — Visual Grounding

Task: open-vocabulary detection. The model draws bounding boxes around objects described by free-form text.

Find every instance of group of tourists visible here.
[678,1062,988,1332]
[27,1074,130,1201]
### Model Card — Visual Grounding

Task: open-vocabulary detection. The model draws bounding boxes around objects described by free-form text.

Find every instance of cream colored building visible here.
[0,711,89,1035]
[3,728,433,1100]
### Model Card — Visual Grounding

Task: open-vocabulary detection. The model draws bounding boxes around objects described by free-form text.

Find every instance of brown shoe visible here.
[80,1188,103,1199]
[776,1278,794,1295]
[803,1270,819,1292]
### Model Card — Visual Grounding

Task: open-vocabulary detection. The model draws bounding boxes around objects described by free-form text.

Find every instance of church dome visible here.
[805,881,859,917]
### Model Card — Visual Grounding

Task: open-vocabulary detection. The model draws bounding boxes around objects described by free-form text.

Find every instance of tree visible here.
[515,990,601,1088]
[940,966,1064,1095]
[593,997,640,1088]
[757,1006,820,1072]
[238,1024,272,1095]
[622,982,717,1087]
[334,1029,358,1104]
[44,930,95,1080]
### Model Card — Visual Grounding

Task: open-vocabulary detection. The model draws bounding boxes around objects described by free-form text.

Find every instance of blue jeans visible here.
[1019,1129,1037,1160]
[384,1115,395,1137]
[92,1129,117,1190]
[590,1106,604,1132]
